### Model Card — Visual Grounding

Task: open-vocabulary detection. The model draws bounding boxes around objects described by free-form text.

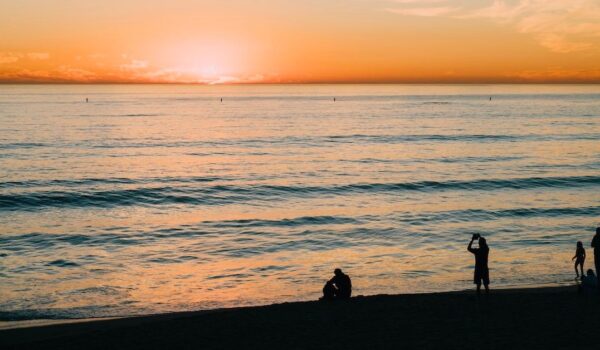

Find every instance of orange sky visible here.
[1,0,600,83]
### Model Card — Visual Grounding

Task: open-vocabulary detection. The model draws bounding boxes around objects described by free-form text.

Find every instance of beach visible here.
[2,285,600,349]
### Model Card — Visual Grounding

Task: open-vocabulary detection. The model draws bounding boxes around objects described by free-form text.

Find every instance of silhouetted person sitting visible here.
[321,281,336,301]
[581,269,598,295]
[591,227,600,288]
[572,241,586,278]
[320,268,352,300]
[468,234,490,294]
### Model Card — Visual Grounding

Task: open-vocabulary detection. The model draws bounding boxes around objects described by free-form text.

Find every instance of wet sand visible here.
[2,286,600,349]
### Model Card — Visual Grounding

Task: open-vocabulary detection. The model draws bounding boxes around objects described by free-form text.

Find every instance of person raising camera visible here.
[468,234,490,294]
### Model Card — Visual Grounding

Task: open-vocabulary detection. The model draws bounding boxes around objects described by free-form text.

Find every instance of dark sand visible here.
[2,286,600,349]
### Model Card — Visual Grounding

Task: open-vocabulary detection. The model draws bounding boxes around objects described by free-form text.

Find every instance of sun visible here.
[156,38,250,82]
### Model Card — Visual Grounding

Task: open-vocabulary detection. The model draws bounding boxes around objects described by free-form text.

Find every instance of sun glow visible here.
[1,0,599,83]
[148,37,262,83]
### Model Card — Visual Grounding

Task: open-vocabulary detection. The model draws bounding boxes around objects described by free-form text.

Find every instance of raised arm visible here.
[467,239,475,253]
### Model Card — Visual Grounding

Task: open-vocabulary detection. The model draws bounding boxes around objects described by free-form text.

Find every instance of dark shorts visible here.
[474,267,489,285]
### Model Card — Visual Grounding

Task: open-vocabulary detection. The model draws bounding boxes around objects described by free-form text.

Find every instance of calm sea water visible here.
[1,84,600,324]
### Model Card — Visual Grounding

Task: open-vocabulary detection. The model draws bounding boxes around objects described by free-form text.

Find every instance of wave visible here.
[0,176,228,189]
[73,113,162,118]
[46,259,80,267]
[0,142,47,149]
[0,305,124,322]
[344,155,524,164]
[204,215,360,228]
[3,133,599,152]
[1,175,599,211]
[324,134,519,143]
[17,134,518,150]
[1,207,598,252]
[418,206,600,222]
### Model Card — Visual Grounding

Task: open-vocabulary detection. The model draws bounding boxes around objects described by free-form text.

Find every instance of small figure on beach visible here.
[581,269,598,294]
[591,227,600,286]
[320,268,352,300]
[468,234,489,294]
[86,98,88,103]
[572,241,586,278]
[321,281,336,301]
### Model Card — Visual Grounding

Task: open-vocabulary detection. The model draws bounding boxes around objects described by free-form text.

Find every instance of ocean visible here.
[1,84,599,325]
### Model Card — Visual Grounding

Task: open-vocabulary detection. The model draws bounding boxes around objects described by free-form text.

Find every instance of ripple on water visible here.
[46,259,80,268]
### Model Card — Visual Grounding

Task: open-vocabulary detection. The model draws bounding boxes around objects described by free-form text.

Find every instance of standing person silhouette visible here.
[591,227,600,287]
[468,234,490,294]
[572,241,586,278]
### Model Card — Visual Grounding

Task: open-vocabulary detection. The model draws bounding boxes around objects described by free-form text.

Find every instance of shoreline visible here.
[0,282,575,331]
[4,284,600,349]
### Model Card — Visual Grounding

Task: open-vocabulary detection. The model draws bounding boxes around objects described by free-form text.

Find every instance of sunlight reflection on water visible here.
[1,84,599,321]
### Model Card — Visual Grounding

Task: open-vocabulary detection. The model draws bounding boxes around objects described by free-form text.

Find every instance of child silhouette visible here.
[572,241,586,278]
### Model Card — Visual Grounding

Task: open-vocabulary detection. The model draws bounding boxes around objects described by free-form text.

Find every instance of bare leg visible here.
[476,283,481,295]
[484,284,489,294]
[575,263,580,277]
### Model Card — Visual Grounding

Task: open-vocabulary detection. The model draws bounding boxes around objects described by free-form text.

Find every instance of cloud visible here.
[207,74,265,85]
[0,52,50,64]
[463,0,600,52]
[0,68,68,83]
[88,53,107,60]
[120,59,149,71]
[136,66,266,84]
[391,0,446,3]
[387,6,458,17]
[56,65,97,81]
[0,69,52,82]
[208,76,241,84]
[386,0,600,52]
[507,67,600,81]
[27,52,50,60]
[0,53,21,64]
[0,50,268,83]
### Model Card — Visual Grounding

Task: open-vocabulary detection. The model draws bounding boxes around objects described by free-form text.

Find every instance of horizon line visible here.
[2,81,600,85]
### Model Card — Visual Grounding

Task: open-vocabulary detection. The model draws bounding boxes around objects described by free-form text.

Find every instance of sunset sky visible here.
[1,0,600,83]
